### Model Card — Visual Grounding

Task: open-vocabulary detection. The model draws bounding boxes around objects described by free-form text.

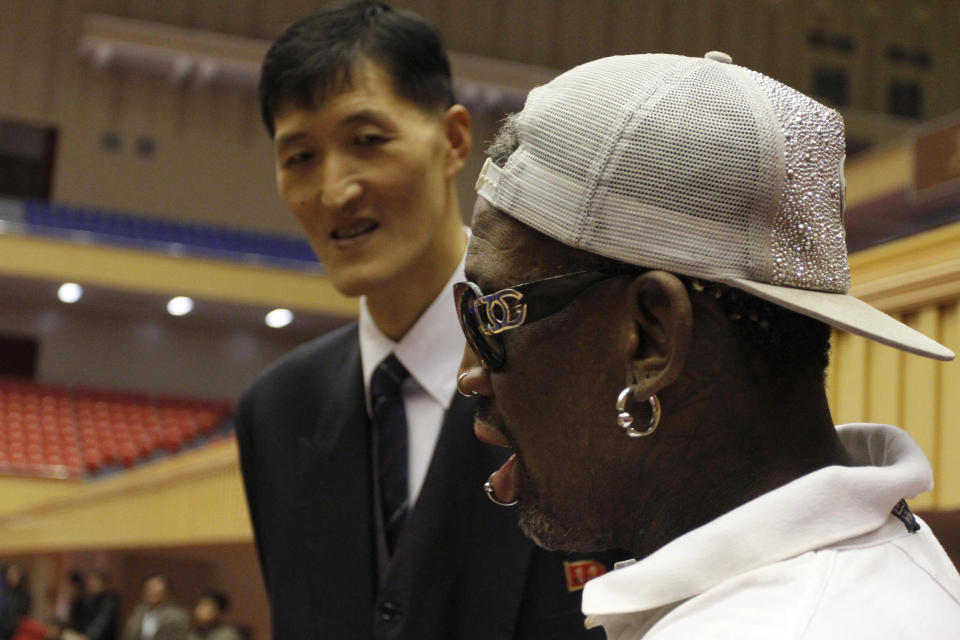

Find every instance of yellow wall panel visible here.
[939,302,960,508]
[900,308,941,509]
[832,332,868,425]
[0,440,252,554]
[0,476,83,515]
[866,339,902,426]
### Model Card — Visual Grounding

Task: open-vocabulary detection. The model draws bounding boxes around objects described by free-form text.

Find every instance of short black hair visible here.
[199,589,230,612]
[259,0,455,137]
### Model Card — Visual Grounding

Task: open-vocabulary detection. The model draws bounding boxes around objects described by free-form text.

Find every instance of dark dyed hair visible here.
[259,0,455,136]
[199,589,230,612]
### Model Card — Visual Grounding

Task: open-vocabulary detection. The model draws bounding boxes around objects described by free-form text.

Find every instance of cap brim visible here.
[726,278,955,361]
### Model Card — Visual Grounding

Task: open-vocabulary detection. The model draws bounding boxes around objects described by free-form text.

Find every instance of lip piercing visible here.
[456,372,478,397]
[483,472,518,507]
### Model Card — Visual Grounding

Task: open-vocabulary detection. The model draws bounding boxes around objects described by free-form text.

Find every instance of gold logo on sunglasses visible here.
[473,289,527,335]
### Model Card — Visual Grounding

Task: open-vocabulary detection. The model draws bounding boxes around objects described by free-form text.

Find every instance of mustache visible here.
[474,397,514,443]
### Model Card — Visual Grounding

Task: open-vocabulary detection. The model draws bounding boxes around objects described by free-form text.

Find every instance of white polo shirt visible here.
[583,423,960,639]
[358,238,467,506]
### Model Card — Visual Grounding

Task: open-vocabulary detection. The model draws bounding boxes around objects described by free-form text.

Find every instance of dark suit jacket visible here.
[236,323,624,639]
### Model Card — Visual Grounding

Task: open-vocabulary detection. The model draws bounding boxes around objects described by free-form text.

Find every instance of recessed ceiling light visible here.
[167,296,194,316]
[58,282,83,303]
[265,308,293,328]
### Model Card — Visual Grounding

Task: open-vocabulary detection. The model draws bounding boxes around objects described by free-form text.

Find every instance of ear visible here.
[442,104,472,178]
[624,271,693,394]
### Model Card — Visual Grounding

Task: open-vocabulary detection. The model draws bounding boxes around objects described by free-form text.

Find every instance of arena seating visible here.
[0,377,233,478]
[19,199,318,266]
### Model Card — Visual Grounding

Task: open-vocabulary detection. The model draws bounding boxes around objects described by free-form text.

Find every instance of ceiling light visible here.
[167,296,194,316]
[265,308,293,328]
[58,283,83,303]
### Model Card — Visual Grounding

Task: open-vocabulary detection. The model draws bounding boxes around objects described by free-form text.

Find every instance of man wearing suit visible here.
[120,575,188,640]
[237,2,622,638]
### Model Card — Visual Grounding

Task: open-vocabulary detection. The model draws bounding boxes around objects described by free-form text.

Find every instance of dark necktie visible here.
[370,353,410,554]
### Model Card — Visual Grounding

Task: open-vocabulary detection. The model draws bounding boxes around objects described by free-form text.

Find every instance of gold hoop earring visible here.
[616,387,660,437]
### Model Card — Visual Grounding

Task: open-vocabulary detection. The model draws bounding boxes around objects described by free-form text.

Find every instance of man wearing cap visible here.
[456,51,960,639]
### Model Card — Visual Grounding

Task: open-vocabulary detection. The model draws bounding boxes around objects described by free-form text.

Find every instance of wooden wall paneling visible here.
[49,1,85,121]
[927,0,960,118]
[82,0,129,16]
[866,339,902,426]
[0,2,22,115]
[875,0,931,118]
[607,0,658,56]
[689,0,724,58]
[31,0,65,118]
[554,0,607,69]
[831,331,869,425]
[190,0,251,35]
[55,63,124,206]
[0,442,253,554]
[736,1,775,74]
[10,0,58,119]
[938,300,960,508]
[436,0,499,60]
[501,0,557,68]
[768,0,809,92]
[659,0,694,57]
[901,306,941,508]
[123,0,169,24]
[395,0,447,26]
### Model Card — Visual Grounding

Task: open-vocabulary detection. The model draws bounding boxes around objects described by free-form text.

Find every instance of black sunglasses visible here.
[453,270,626,371]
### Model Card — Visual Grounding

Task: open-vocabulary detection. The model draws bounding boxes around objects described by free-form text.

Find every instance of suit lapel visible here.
[293,334,378,630]
[383,394,535,639]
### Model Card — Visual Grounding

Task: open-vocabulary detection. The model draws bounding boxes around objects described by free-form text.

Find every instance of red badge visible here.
[563,560,608,592]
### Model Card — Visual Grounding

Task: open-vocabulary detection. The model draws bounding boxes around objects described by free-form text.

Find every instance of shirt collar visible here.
[359,228,469,414]
[582,423,933,619]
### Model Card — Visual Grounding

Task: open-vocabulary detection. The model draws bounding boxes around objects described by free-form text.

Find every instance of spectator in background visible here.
[64,570,117,640]
[62,572,84,636]
[0,564,31,640]
[186,592,239,640]
[119,575,187,640]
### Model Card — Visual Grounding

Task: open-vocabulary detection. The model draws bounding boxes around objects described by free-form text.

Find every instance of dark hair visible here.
[487,117,832,379]
[143,572,170,590]
[199,590,230,612]
[259,0,455,136]
[88,569,110,584]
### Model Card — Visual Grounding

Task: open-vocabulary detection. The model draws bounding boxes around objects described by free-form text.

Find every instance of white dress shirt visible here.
[358,233,468,506]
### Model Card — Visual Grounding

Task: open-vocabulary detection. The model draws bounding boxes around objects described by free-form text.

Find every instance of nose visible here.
[457,344,492,397]
[319,156,362,210]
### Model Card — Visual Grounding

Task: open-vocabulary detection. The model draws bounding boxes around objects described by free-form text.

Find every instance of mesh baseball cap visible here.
[476,52,954,361]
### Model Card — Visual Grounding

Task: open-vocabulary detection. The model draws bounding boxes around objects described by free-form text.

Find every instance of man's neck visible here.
[627,371,849,560]
[365,218,467,341]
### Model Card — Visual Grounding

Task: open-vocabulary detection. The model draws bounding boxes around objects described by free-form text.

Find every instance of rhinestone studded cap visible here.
[745,68,849,292]
[475,52,954,361]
